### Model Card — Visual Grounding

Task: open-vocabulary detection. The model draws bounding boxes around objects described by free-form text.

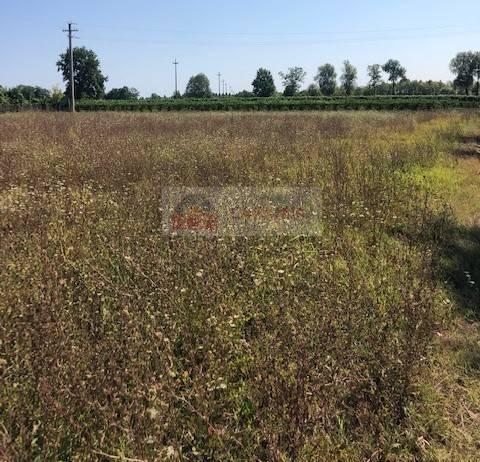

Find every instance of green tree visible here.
[450,51,476,95]
[315,64,337,96]
[105,86,140,100]
[340,60,357,96]
[50,85,65,109]
[279,67,306,96]
[6,87,25,106]
[367,64,383,95]
[252,68,276,97]
[56,47,107,100]
[382,59,406,95]
[6,85,50,104]
[236,90,254,98]
[184,74,212,98]
[306,83,320,96]
[473,52,480,96]
[0,85,7,104]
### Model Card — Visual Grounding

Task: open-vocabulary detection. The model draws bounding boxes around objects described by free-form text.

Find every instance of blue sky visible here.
[1,0,479,96]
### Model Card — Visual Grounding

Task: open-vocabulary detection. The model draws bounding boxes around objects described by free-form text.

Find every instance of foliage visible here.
[367,64,383,95]
[382,59,407,95]
[279,67,306,96]
[315,64,337,96]
[75,95,480,112]
[56,46,108,100]
[0,85,7,104]
[184,73,212,98]
[50,84,66,110]
[450,51,477,95]
[360,79,454,96]
[235,90,255,98]
[105,86,140,100]
[306,83,321,96]
[0,85,55,111]
[7,85,49,102]
[252,68,276,97]
[5,86,25,106]
[340,60,357,96]
[474,51,480,96]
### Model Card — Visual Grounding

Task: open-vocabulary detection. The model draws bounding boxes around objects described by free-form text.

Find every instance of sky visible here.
[1,0,480,97]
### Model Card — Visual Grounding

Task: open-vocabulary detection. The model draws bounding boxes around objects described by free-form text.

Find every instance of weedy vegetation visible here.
[0,111,479,461]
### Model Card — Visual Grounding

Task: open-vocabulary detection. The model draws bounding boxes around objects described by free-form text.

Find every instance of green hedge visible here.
[75,95,480,112]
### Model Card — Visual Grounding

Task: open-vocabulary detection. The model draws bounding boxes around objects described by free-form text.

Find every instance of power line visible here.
[80,22,478,37]
[79,28,480,48]
[62,22,78,112]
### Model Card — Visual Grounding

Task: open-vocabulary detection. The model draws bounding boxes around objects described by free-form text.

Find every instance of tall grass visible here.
[0,111,468,461]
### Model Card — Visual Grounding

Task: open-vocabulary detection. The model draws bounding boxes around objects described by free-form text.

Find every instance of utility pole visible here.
[173,59,179,97]
[222,79,225,96]
[63,22,78,112]
[217,72,221,97]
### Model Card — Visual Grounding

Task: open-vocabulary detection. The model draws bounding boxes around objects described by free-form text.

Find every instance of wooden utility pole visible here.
[173,59,179,96]
[63,22,78,112]
[217,72,221,97]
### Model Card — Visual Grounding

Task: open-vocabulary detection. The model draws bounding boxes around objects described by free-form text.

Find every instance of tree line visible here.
[1,48,480,109]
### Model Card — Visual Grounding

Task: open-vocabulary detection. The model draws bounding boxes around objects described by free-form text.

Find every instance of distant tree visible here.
[340,60,357,96]
[105,86,139,100]
[306,83,321,96]
[57,47,107,100]
[50,85,65,109]
[6,87,25,106]
[150,93,162,100]
[0,85,7,104]
[450,52,476,95]
[279,67,306,96]
[236,90,255,98]
[382,59,406,95]
[367,64,383,95]
[473,52,480,96]
[184,73,212,98]
[6,85,50,106]
[173,90,181,99]
[315,64,337,96]
[252,68,276,97]
[16,85,49,101]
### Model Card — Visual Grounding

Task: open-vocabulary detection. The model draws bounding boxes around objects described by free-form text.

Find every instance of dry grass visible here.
[0,111,477,461]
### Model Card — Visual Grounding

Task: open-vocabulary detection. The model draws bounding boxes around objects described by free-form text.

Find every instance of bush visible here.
[75,95,480,112]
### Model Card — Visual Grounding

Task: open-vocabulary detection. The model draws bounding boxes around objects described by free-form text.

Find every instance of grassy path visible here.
[426,131,480,461]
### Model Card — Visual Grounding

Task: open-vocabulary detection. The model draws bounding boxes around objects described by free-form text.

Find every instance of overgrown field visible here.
[0,111,478,461]
[74,95,480,112]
